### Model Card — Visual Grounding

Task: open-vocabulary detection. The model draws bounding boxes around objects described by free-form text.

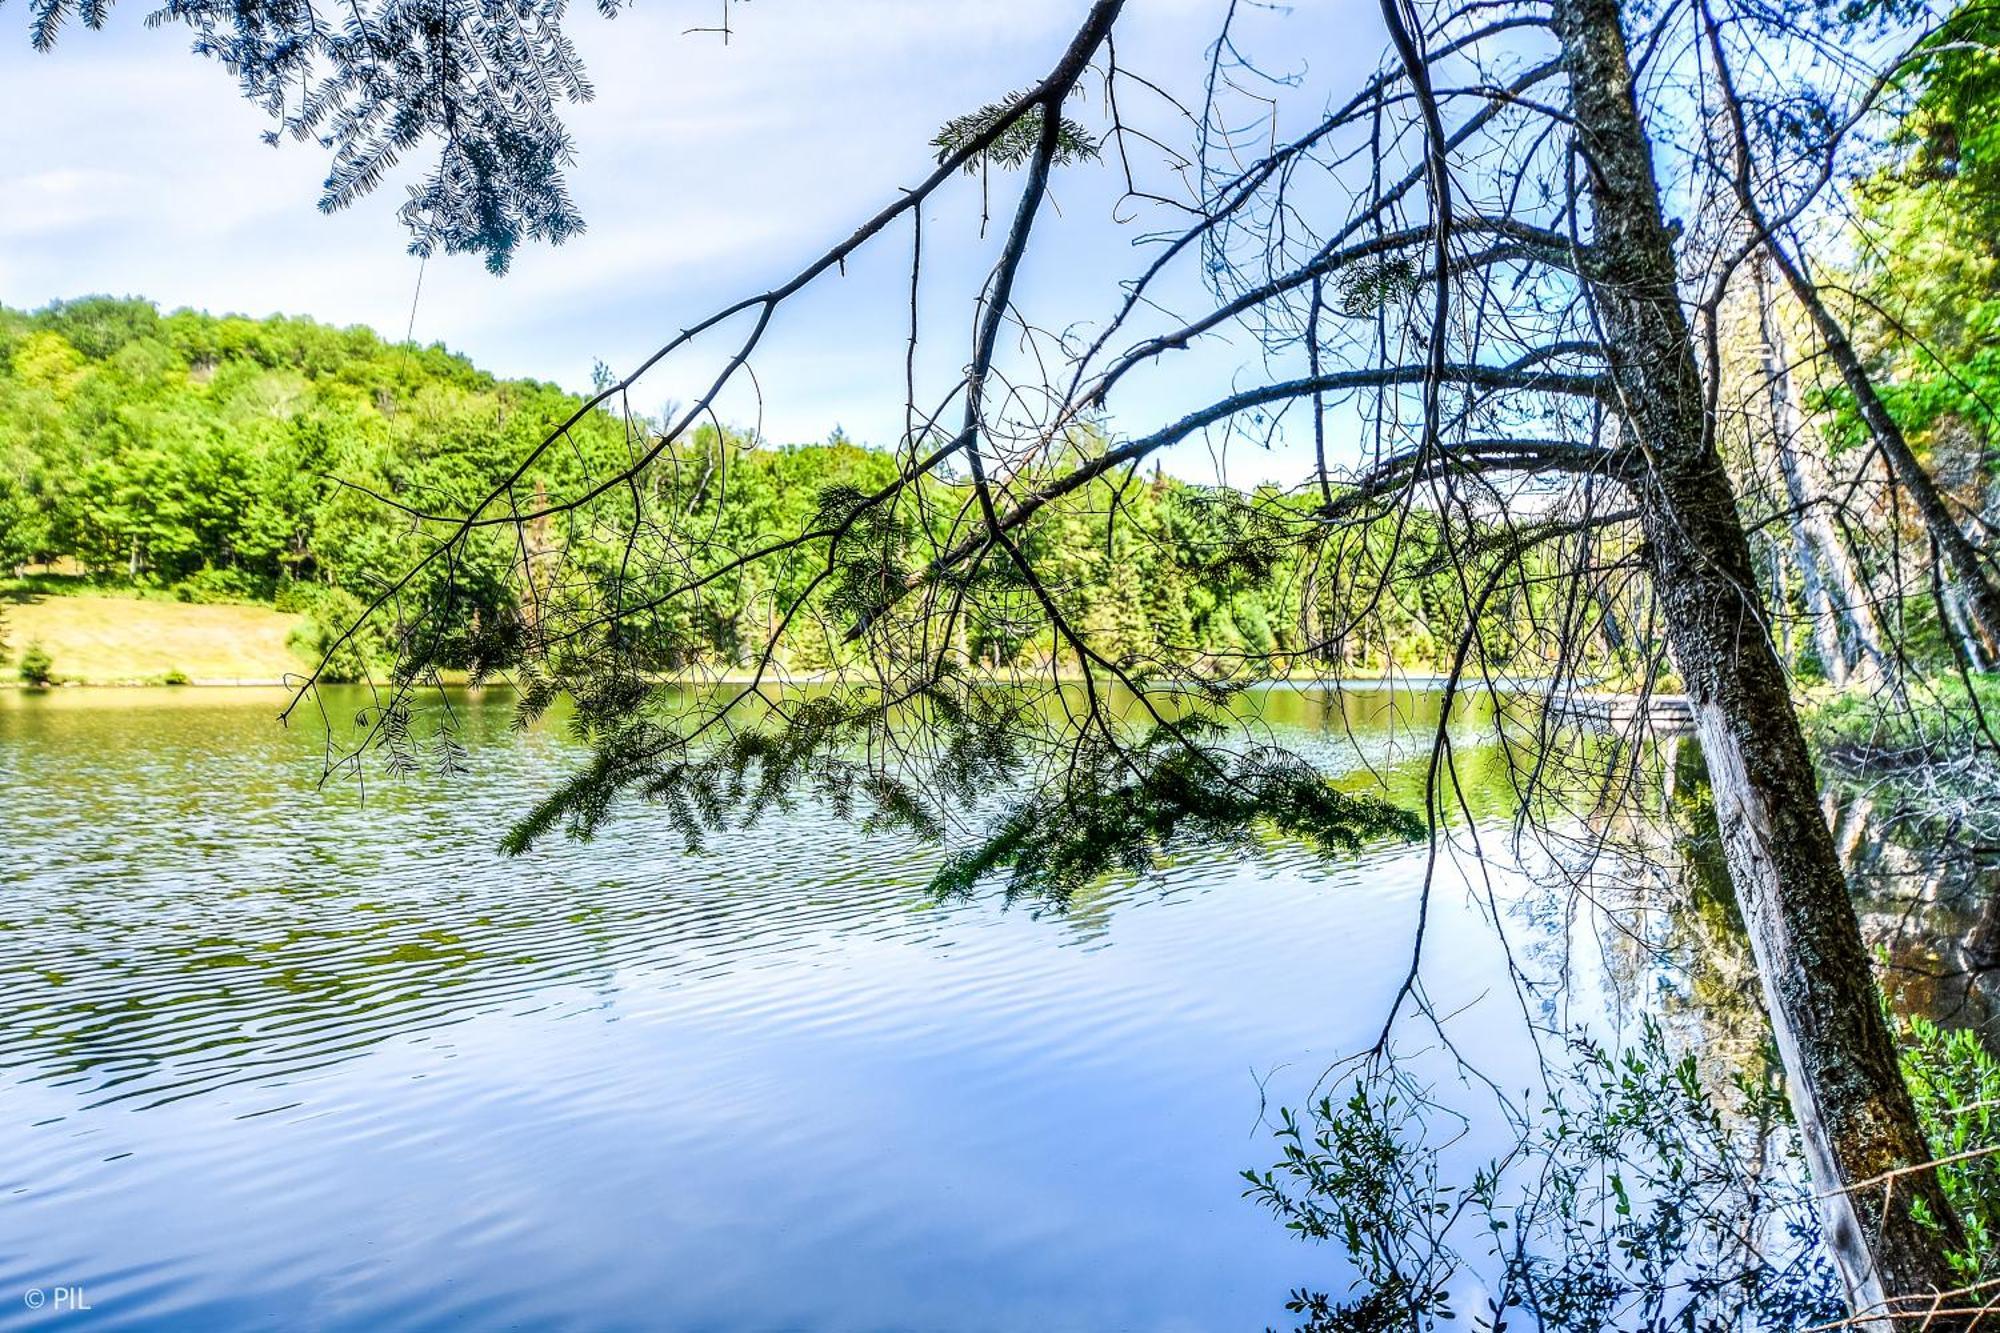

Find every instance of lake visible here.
[0,685,1630,1331]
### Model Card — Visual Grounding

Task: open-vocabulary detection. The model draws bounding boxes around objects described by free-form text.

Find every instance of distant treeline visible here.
[0,297,1609,679]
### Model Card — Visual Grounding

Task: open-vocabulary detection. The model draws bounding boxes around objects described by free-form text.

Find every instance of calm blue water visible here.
[0,687,1550,1331]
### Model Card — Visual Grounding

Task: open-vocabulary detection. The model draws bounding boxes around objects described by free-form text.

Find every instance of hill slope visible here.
[3,593,302,685]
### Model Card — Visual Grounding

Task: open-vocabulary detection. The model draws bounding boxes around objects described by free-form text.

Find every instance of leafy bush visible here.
[274,579,329,615]
[1245,1021,1842,1332]
[1902,1015,2000,1280]
[1246,1011,2000,1331]
[172,566,269,604]
[18,641,54,687]
[285,586,385,683]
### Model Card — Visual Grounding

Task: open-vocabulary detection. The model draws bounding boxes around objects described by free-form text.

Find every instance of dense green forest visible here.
[0,297,1587,680]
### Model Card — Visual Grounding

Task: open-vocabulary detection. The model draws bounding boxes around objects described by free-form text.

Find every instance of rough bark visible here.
[1767,243,2000,656]
[1551,0,1968,1317]
[1752,253,1893,685]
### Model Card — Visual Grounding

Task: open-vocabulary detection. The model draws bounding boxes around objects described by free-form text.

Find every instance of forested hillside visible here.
[0,298,1585,679]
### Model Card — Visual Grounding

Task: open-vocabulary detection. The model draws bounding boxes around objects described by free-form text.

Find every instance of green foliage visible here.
[1901,1015,2000,1280]
[1253,1081,1458,1332]
[497,671,1421,904]
[284,585,387,684]
[0,296,619,657]
[0,296,1637,692]
[1843,2,2000,525]
[1246,1010,2000,1331]
[20,0,601,272]
[500,676,1020,857]
[1884,9,2000,241]
[18,641,54,687]
[1245,1021,1843,1332]
[174,566,267,605]
[930,723,1424,904]
[932,92,1100,173]
[34,296,163,360]
[1806,672,2000,765]
[1333,257,1421,318]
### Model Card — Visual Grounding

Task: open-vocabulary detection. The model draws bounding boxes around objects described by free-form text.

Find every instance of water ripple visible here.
[0,686,1540,1332]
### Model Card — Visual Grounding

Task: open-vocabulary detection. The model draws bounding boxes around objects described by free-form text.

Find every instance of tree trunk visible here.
[1937,537,1995,672]
[1767,242,2000,656]
[1551,0,1967,1317]
[1752,252,1893,685]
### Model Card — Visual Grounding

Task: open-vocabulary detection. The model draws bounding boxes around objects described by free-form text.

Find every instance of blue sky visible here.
[1,1,1381,483]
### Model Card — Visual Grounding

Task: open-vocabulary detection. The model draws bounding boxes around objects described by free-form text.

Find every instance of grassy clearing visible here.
[0,590,306,685]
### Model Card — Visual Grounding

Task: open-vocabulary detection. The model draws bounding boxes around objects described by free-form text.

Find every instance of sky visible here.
[0,0,1384,484]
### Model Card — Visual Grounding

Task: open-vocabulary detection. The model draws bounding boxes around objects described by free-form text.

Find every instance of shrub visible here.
[172,566,268,604]
[1901,1015,2000,1280]
[162,668,191,686]
[1244,1020,1843,1331]
[273,579,324,615]
[285,585,385,683]
[18,641,54,687]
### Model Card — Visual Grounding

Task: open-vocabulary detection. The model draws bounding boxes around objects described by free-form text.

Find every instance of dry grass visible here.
[0,591,305,685]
